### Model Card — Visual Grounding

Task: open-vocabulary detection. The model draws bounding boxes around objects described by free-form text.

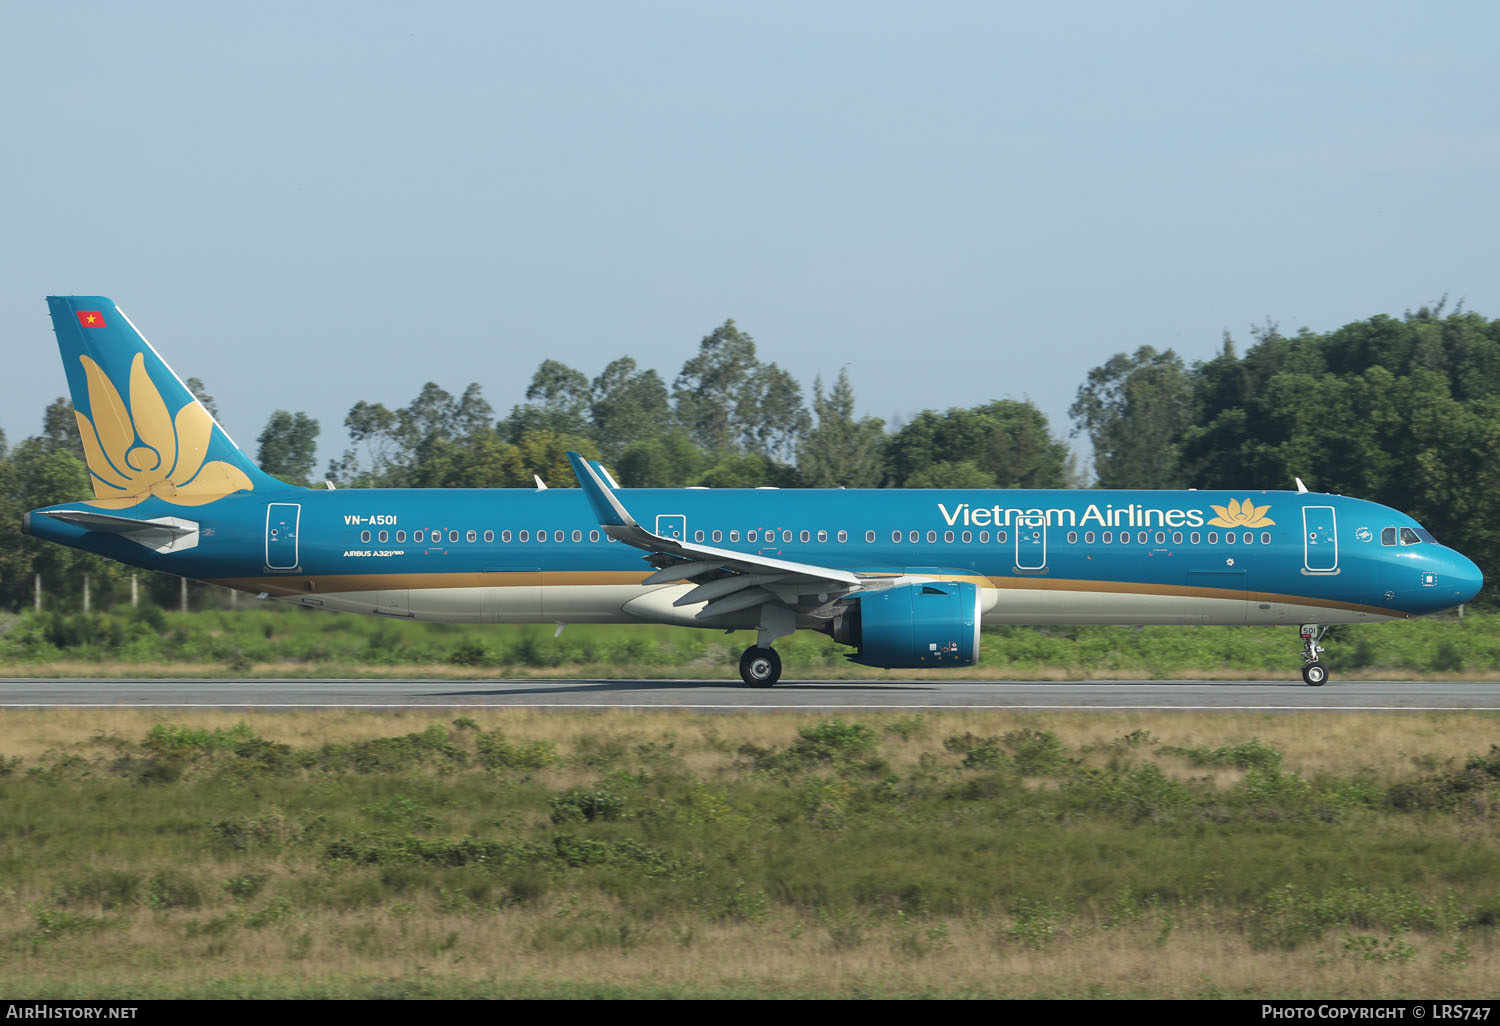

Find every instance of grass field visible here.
[0,604,1495,680]
[2,708,1498,998]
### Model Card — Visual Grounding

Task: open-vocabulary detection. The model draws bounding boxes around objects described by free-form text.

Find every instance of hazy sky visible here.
[4,1,1497,479]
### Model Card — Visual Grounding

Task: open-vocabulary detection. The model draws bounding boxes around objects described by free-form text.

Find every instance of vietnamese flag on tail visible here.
[76,311,106,328]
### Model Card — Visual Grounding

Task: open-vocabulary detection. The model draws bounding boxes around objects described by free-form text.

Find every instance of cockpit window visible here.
[1381,528,1398,546]
[1416,528,1438,544]
[1399,528,1422,545]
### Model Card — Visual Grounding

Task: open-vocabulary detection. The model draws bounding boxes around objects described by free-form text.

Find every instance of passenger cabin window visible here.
[590,530,600,542]
[747,530,758,542]
[501,530,511,542]
[865,530,876,543]
[979,531,990,543]
[729,530,740,542]
[712,530,722,542]
[466,530,476,543]
[519,530,529,542]
[414,530,425,543]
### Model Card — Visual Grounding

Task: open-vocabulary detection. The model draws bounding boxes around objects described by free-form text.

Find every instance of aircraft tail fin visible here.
[45,296,289,509]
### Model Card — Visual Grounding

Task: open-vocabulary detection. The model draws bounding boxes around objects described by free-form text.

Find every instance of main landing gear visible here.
[739,646,782,687]
[1300,623,1329,686]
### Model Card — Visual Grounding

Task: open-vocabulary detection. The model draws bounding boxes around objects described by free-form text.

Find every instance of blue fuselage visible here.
[27,486,1484,627]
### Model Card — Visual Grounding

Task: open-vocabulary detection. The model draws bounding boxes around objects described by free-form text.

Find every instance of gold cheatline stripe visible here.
[208,569,1404,618]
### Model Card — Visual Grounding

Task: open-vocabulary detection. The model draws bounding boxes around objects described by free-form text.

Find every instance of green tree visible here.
[503,361,593,442]
[256,411,320,487]
[184,377,219,419]
[1070,346,1197,488]
[615,429,706,487]
[0,438,127,609]
[885,401,1070,489]
[329,400,399,486]
[40,398,81,456]
[796,369,885,488]
[590,357,673,458]
[674,319,761,454]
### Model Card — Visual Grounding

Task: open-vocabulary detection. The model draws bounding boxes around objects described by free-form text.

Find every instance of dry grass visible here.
[4,905,1495,999]
[3,708,1499,998]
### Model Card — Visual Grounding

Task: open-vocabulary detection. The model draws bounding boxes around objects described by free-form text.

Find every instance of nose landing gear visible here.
[739,646,782,687]
[1300,624,1329,686]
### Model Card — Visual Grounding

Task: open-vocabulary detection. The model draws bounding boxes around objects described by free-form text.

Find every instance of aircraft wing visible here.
[566,452,861,619]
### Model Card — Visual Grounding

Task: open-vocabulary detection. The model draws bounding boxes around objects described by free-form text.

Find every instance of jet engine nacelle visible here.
[833,581,981,669]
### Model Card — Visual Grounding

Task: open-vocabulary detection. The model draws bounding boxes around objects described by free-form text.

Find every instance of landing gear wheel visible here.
[1298,624,1330,686]
[739,646,782,688]
[1302,661,1329,687]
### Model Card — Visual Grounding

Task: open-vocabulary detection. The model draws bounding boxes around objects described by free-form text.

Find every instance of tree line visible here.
[4,304,1498,609]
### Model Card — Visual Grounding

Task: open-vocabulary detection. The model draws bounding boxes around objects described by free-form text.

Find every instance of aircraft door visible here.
[655,514,686,543]
[1015,518,1047,571]
[266,503,300,570]
[1303,506,1338,573]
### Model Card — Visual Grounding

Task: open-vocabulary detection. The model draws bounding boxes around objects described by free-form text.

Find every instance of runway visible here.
[2,678,1499,710]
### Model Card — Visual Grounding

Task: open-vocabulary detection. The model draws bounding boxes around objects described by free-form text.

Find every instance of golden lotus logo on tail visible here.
[75,353,254,509]
[1208,498,1274,529]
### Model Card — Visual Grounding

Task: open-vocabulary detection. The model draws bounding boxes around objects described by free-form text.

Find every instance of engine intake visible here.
[834,581,981,669]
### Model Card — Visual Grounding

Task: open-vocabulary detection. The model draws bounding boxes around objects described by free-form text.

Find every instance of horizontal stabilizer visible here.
[38,509,200,553]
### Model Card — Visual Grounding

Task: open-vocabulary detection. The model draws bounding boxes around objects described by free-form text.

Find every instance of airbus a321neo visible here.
[23,297,1485,686]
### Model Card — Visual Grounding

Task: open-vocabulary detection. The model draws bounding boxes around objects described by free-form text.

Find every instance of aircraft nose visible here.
[1454,551,1485,604]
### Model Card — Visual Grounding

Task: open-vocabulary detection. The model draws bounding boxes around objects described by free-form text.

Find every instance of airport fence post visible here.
[34,573,40,613]
[180,577,188,614]
[83,574,90,614]
[131,574,138,608]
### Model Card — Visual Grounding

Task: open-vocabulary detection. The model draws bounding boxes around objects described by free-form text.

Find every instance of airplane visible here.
[22,296,1485,687]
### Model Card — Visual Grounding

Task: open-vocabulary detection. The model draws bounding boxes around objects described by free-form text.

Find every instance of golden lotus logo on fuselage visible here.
[75,353,253,509]
[1208,498,1275,529]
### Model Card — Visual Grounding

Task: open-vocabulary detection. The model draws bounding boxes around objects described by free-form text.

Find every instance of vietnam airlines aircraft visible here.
[23,296,1485,686]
